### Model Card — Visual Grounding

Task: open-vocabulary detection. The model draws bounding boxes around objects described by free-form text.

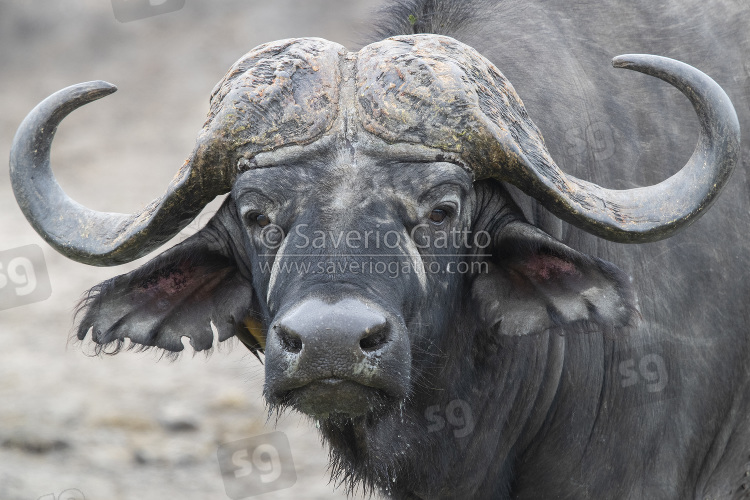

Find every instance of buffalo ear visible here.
[76,217,262,356]
[471,221,637,336]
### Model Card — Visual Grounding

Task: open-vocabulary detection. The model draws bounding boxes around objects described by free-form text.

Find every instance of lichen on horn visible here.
[9,38,345,266]
[11,35,739,265]
[355,35,740,243]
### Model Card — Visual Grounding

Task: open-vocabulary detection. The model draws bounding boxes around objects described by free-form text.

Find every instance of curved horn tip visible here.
[89,80,118,93]
[71,80,118,100]
[611,54,662,70]
[612,54,641,68]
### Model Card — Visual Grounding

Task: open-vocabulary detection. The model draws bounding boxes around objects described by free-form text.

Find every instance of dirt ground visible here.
[0,1,388,499]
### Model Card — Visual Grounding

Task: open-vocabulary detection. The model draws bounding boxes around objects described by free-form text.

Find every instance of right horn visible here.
[10,38,347,265]
[9,81,232,266]
[503,54,740,243]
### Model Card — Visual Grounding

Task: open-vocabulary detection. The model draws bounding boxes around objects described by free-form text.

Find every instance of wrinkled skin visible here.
[69,0,750,498]
[239,145,632,424]
[79,138,635,497]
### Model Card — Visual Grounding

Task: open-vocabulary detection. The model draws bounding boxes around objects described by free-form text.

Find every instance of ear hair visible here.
[472,221,637,337]
[74,217,262,358]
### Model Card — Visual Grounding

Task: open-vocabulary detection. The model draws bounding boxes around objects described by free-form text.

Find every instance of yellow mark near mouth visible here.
[243,317,266,349]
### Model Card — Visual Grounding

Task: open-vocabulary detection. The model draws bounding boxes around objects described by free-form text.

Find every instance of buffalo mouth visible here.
[273,377,396,418]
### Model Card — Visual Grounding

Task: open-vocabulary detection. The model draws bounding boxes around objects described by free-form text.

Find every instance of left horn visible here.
[9,81,230,266]
[356,38,740,243]
[507,54,740,243]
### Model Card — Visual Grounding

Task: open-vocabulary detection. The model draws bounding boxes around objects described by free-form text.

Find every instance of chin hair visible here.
[317,402,421,498]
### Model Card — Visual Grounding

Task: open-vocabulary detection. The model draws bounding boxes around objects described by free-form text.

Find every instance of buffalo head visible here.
[10,36,739,424]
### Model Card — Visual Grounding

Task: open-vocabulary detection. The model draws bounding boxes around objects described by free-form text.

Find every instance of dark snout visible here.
[264,298,411,417]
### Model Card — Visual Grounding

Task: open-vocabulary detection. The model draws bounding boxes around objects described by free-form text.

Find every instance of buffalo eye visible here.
[256,214,271,227]
[429,208,448,225]
[247,213,271,227]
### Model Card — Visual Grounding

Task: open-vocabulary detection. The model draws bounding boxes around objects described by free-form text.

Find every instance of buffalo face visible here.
[233,151,477,418]
[68,141,638,425]
[10,35,738,428]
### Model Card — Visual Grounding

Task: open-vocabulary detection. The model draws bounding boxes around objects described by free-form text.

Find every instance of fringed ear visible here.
[472,221,637,336]
[76,215,263,357]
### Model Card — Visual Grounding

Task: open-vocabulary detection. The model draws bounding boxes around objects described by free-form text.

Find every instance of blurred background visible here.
[0,1,388,499]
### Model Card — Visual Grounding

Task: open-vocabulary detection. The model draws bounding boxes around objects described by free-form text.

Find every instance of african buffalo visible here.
[9,0,750,498]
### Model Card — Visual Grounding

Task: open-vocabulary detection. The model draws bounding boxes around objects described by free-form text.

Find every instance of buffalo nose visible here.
[274,298,390,356]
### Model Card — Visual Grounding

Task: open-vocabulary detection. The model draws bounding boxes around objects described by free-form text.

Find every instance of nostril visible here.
[276,325,303,354]
[359,323,390,352]
[274,300,393,357]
